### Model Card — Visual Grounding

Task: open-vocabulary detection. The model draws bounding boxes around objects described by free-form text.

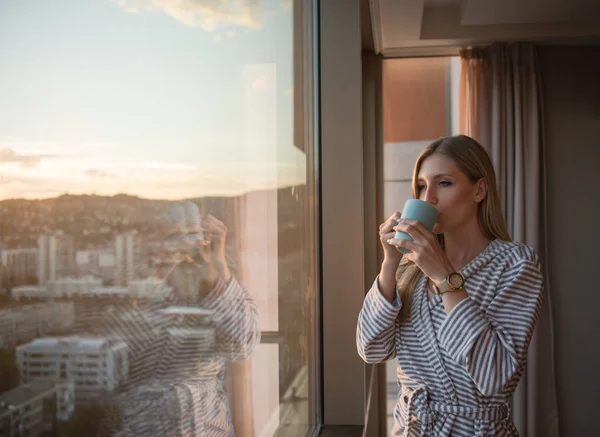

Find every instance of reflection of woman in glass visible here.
[101,201,259,437]
[357,136,544,436]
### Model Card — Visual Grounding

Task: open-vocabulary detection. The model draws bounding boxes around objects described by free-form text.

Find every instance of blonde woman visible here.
[357,135,543,436]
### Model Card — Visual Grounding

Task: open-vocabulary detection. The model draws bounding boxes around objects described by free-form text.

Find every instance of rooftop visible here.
[159,306,214,316]
[24,336,107,352]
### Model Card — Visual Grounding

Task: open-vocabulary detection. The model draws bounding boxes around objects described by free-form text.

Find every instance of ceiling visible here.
[367,0,600,56]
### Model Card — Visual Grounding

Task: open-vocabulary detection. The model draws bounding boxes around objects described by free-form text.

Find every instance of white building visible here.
[38,233,75,285]
[115,231,147,286]
[89,286,129,299]
[46,276,103,298]
[76,248,117,284]
[16,337,129,404]
[0,302,75,348]
[154,307,216,377]
[10,285,46,301]
[87,278,172,301]
[11,278,172,302]
[1,248,38,286]
[0,380,75,437]
[128,277,173,300]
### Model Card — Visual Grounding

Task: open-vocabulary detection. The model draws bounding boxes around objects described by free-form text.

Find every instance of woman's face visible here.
[416,153,485,234]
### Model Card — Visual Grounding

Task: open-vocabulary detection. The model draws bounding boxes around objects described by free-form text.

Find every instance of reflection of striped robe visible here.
[357,240,544,436]
[98,277,259,437]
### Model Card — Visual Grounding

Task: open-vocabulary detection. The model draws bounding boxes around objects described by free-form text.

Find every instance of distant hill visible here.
[0,185,307,250]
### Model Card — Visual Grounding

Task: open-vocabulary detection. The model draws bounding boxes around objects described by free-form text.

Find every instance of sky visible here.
[0,0,305,200]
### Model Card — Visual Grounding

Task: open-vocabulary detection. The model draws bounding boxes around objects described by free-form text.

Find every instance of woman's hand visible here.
[199,214,231,282]
[379,211,403,267]
[388,219,453,284]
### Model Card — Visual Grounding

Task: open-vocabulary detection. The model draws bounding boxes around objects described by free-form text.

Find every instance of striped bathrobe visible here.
[357,240,544,436]
[95,277,259,437]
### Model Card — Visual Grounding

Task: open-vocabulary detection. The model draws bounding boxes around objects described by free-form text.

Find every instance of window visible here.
[381,56,460,433]
[382,57,460,221]
[0,1,320,436]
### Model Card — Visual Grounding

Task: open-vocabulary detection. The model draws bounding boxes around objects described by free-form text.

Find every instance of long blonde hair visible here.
[396,135,512,320]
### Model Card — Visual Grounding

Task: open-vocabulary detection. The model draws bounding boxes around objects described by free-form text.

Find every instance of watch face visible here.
[448,273,464,289]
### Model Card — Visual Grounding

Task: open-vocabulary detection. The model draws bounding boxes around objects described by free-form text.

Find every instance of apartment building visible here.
[115,231,147,286]
[37,233,75,286]
[0,380,74,437]
[0,248,38,286]
[16,337,128,405]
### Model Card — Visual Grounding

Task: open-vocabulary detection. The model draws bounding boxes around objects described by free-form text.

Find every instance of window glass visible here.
[0,1,319,436]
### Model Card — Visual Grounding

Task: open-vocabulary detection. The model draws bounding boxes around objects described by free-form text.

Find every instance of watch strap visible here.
[431,279,450,295]
[433,272,464,295]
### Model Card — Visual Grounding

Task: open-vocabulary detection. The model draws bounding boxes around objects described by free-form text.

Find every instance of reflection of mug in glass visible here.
[182,201,205,243]
[394,199,439,254]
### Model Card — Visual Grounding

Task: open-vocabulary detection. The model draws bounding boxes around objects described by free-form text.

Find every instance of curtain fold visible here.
[459,43,560,437]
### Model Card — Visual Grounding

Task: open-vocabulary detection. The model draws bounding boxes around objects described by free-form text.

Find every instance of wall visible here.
[538,45,600,437]
[320,0,367,425]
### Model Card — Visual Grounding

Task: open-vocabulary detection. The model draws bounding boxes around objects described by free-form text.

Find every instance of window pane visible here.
[0,1,319,437]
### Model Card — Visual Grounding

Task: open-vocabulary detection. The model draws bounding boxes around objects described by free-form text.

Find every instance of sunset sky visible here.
[0,0,305,200]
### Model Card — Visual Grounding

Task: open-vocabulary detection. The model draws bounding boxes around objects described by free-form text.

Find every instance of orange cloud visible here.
[112,0,261,31]
[84,169,119,178]
[0,148,57,169]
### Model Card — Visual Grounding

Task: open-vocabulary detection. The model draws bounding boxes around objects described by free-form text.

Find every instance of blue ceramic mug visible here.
[394,199,439,254]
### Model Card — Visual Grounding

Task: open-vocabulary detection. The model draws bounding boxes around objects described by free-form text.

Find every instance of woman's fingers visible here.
[379,211,401,234]
[404,219,437,243]
[381,231,396,242]
[204,214,227,233]
[386,237,418,253]
[393,219,433,244]
[202,216,227,242]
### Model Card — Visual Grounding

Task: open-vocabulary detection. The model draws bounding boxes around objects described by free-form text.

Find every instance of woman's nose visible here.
[423,188,437,204]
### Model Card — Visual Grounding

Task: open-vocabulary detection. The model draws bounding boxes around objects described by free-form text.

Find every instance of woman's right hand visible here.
[379,211,403,266]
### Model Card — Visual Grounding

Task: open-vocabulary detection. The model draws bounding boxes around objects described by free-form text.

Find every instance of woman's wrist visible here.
[378,259,400,303]
[213,258,232,282]
[431,258,455,285]
[381,258,400,273]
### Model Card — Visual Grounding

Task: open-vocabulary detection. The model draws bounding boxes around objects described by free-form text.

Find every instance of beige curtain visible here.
[459,43,560,437]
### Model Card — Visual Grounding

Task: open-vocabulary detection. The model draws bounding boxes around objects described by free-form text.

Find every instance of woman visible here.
[98,202,259,437]
[357,135,543,436]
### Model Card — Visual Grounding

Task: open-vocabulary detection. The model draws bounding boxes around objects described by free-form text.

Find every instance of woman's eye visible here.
[439,181,452,187]
[417,184,426,191]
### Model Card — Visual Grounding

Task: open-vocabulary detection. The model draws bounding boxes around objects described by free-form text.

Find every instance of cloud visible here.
[84,169,119,178]
[142,161,197,171]
[112,0,261,31]
[0,148,56,169]
[0,159,307,200]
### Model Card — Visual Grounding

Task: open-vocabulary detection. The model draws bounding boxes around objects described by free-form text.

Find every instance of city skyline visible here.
[0,0,306,200]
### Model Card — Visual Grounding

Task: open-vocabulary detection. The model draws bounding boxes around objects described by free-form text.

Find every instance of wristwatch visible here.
[432,272,465,295]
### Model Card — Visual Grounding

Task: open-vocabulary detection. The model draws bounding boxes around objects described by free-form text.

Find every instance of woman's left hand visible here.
[388,219,454,284]
[199,214,232,282]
